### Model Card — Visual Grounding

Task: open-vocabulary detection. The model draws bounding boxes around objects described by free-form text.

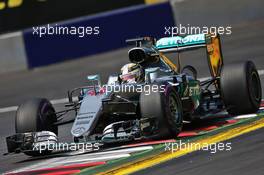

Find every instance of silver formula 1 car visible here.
[6,34,262,156]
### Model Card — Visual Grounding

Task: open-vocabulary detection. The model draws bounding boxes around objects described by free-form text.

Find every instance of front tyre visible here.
[140,85,183,139]
[15,98,57,156]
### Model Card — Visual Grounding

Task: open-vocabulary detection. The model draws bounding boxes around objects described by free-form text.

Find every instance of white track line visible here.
[9,153,131,173]
[258,69,264,76]
[0,69,264,114]
[8,146,152,173]
[89,146,153,155]
[0,96,78,114]
[233,114,258,119]
[66,145,153,156]
[62,154,131,164]
[0,106,18,113]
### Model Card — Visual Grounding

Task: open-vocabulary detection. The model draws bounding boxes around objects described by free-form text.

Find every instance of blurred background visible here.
[0,0,149,34]
[0,0,264,173]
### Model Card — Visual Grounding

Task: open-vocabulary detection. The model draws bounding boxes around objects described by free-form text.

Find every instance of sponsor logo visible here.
[156,34,205,49]
[76,121,90,125]
[72,127,86,134]
[189,85,201,96]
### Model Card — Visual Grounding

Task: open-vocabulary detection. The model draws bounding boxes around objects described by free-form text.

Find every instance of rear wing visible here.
[155,34,223,78]
[155,34,206,52]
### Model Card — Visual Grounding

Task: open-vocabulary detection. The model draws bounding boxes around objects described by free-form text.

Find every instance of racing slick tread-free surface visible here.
[16,98,57,135]
[140,85,183,139]
[220,61,262,115]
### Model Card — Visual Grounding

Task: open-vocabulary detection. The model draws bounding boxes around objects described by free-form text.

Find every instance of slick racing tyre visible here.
[140,84,183,139]
[220,61,262,115]
[181,65,198,79]
[15,98,57,156]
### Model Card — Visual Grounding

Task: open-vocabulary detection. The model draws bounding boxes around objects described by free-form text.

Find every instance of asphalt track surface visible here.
[1,2,264,175]
[133,127,264,175]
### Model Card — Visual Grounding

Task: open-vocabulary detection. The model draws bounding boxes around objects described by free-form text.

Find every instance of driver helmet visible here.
[120,63,144,83]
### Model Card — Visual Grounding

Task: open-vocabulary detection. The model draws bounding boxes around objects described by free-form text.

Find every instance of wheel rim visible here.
[169,94,180,124]
[251,71,261,101]
[39,103,56,133]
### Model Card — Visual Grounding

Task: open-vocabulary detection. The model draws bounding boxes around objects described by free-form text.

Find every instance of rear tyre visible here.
[15,98,57,156]
[140,85,183,139]
[220,61,262,115]
[181,65,197,79]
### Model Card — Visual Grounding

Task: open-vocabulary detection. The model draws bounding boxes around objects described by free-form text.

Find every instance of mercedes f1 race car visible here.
[6,34,262,156]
